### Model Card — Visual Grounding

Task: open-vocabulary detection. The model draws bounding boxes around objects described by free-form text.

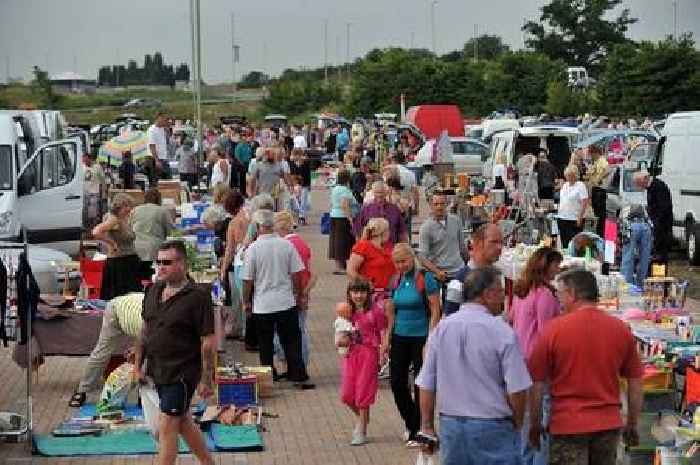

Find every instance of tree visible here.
[597,34,700,116]
[264,79,341,114]
[523,0,637,74]
[238,71,270,88]
[175,63,190,81]
[544,80,593,116]
[30,66,62,109]
[463,34,510,61]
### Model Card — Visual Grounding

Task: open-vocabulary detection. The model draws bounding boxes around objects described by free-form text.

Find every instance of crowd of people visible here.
[69,109,666,465]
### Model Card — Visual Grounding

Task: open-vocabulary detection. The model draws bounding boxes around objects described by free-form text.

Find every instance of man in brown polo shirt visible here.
[134,240,215,465]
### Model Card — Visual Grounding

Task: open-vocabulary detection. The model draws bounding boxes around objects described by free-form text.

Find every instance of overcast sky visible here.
[2,0,699,84]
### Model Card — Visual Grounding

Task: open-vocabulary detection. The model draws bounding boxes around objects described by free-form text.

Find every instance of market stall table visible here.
[11,306,132,369]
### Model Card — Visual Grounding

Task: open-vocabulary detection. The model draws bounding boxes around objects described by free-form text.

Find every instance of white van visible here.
[0,112,84,251]
[485,126,579,181]
[656,111,700,264]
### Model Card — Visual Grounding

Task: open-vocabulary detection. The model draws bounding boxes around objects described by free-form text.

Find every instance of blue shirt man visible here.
[416,267,531,465]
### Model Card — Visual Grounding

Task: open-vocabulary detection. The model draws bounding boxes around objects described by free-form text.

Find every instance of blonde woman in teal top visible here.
[329,170,357,274]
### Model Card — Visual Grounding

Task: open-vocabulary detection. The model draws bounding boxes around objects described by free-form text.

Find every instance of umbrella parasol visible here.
[98,130,150,166]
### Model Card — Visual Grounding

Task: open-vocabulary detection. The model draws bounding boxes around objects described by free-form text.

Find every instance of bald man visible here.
[443,223,504,315]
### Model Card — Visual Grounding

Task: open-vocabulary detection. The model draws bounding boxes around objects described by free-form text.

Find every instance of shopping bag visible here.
[320,212,331,235]
[140,384,161,440]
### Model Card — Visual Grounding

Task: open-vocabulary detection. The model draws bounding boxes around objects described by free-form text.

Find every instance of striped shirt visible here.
[112,293,144,337]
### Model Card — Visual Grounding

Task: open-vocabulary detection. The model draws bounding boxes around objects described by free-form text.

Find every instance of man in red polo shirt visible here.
[528,269,643,465]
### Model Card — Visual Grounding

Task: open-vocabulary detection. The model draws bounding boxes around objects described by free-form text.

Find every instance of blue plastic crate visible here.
[217,377,257,407]
[181,217,200,228]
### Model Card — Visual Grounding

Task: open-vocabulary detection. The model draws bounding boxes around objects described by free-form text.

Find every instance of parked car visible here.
[413,137,488,176]
[123,98,162,108]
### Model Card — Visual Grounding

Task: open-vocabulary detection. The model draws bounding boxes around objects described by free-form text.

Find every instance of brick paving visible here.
[0,189,421,464]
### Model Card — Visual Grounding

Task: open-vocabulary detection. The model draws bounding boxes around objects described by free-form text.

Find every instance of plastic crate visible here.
[181,217,200,228]
[217,376,258,407]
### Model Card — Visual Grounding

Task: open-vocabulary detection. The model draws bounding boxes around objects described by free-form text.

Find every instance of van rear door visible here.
[16,139,83,243]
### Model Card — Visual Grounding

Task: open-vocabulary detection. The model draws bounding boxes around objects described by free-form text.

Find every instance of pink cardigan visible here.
[512,286,561,361]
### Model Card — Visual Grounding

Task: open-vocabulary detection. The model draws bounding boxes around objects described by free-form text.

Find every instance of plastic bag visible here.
[97,362,136,413]
[140,385,160,440]
[415,451,435,465]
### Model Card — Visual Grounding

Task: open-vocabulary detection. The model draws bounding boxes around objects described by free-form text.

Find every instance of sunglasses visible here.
[155,259,177,266]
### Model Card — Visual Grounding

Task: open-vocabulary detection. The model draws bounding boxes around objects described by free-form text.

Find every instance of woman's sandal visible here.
[69,392,86,408]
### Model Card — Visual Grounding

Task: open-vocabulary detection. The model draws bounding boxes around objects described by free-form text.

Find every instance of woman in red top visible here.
[347,217,397,290]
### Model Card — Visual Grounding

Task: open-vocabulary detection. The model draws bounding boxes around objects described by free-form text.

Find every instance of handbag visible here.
[320,212,331,235]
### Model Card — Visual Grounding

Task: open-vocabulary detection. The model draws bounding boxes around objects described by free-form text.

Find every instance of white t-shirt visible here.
[293,135,307,149]
[558,181,589,221]
[241,234,304,314]
[147,125,168,160]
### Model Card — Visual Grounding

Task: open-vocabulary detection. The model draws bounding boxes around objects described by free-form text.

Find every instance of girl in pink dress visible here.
[336,278,387,446]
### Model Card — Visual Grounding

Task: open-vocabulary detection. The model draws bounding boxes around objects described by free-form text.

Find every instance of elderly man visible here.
[417,267,532,465]
[247,147,292,208]
[353,181,407,244]
[528,269,643,465]
[241,210,315,389]
[443,223,503,315]
[634,171,673,264]
[134,240,216,465]
[418,193,467,289]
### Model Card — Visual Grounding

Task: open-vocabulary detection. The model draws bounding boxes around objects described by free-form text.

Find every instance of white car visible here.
[414,137,488,176]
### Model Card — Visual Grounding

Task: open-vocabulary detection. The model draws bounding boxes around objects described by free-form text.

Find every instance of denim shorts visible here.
[156,379,195,416]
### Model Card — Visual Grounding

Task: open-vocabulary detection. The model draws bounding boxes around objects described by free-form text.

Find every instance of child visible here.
[335,278,387,446]
[287,175,304,223]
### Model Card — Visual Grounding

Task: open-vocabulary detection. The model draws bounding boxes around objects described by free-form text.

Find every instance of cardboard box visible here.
[244,366,273,398]
[158,180,182,194]
[110,189,144,205]
[160,188,181,206]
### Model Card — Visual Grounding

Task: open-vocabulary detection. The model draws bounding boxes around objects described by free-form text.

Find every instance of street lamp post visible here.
[430,1,438,54]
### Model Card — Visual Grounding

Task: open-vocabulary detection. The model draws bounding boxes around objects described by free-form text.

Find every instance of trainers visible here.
[351,430,367,446]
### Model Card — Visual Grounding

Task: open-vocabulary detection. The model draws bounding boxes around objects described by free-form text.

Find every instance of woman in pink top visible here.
[274,211,316,366]
[512,246,562,465]
[512,247,563,360]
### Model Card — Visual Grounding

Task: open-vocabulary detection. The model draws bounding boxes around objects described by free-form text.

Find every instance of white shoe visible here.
[351,430,367,446]
[402,430,411,442]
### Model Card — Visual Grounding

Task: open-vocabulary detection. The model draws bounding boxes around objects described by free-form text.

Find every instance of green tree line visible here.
[263,0,700,119]
[97,52,190,87]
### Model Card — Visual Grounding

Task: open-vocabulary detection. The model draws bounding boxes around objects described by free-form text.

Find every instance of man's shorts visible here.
[155,380,196,416]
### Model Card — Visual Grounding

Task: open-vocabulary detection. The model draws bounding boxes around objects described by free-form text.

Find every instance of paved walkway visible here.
[0,189,420,464]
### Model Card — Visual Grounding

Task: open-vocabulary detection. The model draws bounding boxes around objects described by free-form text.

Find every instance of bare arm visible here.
[419,388,436,434]
[149,143,157,159]
[346,253,364,281]
[578,197,591,225]
[412,185,420,216]
[92,216,119,251]
[507,389,528,431]
[418,256,446,282]
[427,293,441,331]
[200,334,217,388]
[247,175,256,198]
[528,381,544,444]
[382,299,396,353]
[626,377,643,432]
[292,271,306,309]
[133,323,147,380]
[242,279,254,314]
[220,222,237,280]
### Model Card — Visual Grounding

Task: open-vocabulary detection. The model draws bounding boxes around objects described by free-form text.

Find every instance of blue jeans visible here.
[621,222,652,287]
[521,392,551,465]
[273,310,309,367]
[299,187,310,219]
[439,415,521,465]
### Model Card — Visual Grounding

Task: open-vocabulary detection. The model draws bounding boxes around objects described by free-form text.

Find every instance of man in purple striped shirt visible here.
[416,266,531,465]
[352,181,407,244]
